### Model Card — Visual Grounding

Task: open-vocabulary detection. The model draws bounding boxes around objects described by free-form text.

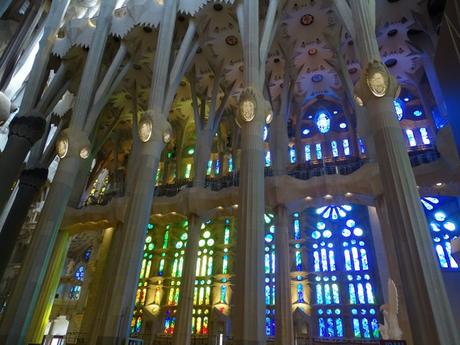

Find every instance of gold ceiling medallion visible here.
[238,88,257,124]
[366,62,389,98]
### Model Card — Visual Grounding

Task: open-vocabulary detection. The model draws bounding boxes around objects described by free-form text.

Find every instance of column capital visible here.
[8,111,46,146]
[354,61,400,107]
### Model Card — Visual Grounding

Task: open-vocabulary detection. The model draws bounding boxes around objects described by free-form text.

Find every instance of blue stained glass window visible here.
[332,284,340,303]
[294,217,301,240]
[215,160,220,175]
[371,319,379,338]
[331,141,339,157]
[406,129,416,147]
[265,285,271,304]
[316,284,323,304]
[75,265,85,281]
[336,318,344,337]
[343,139,350,156]
[220,285,227,303]
[349,283,357,304]
[228,158,233,172]
[207,160,212,175]
[297,283,305,302]
[358,139,366,154]
[305,144,311,161]
[319,318,326,337]
[327,318,335,336]
[306,204,381,339]
[289,147,296,164]
[419,128,431,144]
[394,99,404,120]
[263,126,268,141]
[264,215,276,335]
[316,111,331,133]
[265,151,271,167]
[316,143,322,160]
[421,196,459,270]
[296,251,302,271]
[314,251,320,272]
[362,319,371,338]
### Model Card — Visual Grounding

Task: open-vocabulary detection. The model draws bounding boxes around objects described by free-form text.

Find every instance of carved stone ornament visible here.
[138,115,153,143]
[238,88,257,123]
[366,61,389,98]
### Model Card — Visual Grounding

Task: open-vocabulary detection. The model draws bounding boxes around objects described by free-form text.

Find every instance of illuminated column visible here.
[274,206,294,345]
[0,0,70,214]
[25,230,71,344]
[172,214,201,345]
[233,1,272,344]
[95,1,188,342]
[347,1,460,344]
[79,227,115,343]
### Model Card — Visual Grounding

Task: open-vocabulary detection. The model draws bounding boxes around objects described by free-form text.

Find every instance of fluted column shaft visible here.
[97,141,164,343]
[351,2,460,344]
[173,214,201,345]
[274,206,294,345]
[233,1,266,344]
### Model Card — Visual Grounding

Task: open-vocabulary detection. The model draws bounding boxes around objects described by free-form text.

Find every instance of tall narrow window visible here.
[289,147,296,164]
[305,144,311,161]
[185,163,192,179]
[331,141,339,158]
[265,151,271,167]
[406,129,416,147]
[343,139,350,156]
[316,143,322,160]
[419,128,431,145]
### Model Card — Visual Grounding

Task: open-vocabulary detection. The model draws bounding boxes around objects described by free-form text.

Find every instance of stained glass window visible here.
[264,213,276,336]
[305,144,311,161]
[304,204,380,339]
[394,99,404,121]
[419,128,431,145]
[289,147,296,164]
[406,129,416,147]
[316,143,322,160]
[316,111,331,134]
[207,160,212,175]
[75,265,85,281]
[331,141,339,158]
[421,196,459,270]
[265,151,271,167]
[343,139,350,156]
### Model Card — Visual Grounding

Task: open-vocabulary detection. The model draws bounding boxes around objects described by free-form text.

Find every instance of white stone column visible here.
[233,2,267,344]
[274,206,294,345]
[95,2,181,343]
[348,1,460,344]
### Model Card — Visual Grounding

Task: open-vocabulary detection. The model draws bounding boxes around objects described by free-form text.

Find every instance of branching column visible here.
[348,1,460,344]
[95,1,188,343]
